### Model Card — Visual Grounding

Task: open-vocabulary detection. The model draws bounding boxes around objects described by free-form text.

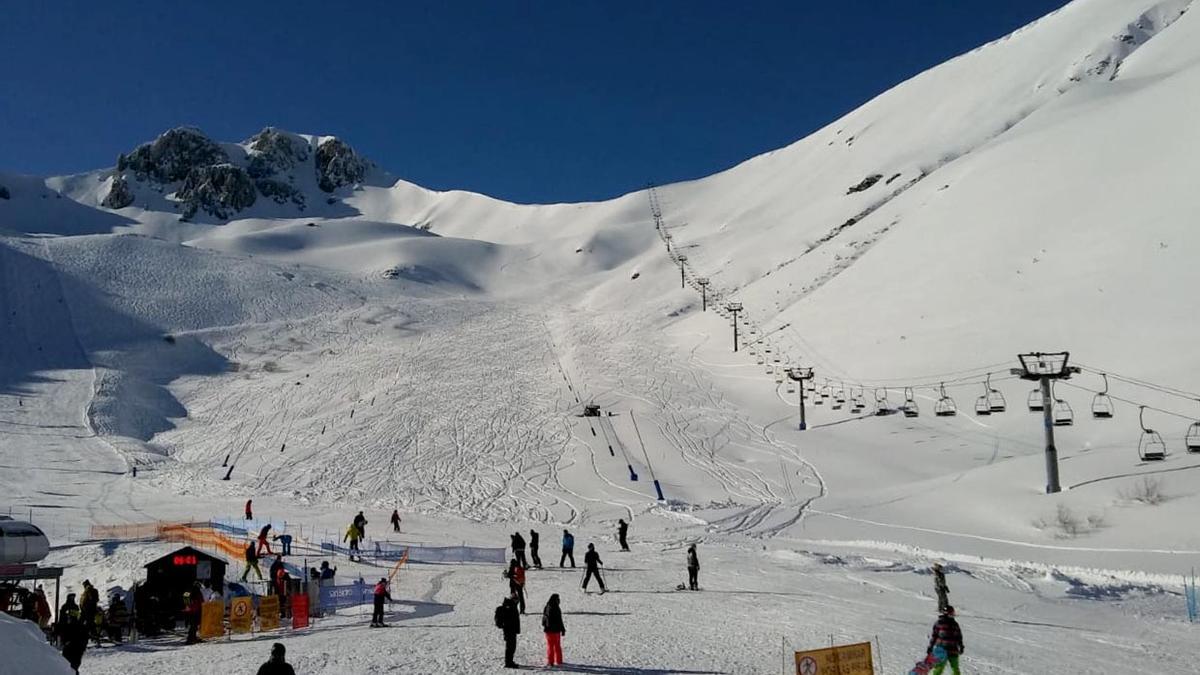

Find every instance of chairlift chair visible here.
[874,388,891,416]
[786,382,796,394]
[1026,389,1044,412]
[974,391,992,416]
[1187,400,1200,453]
[985,375,1006,412]
[852,389,866,412]
[819,383,832,399]
[902,387,919,418]
[1138,406,1167,461]
[934,383,957,417]
[1091,374,1114,419]
[835,383,847,404]
[1049,382,1074,426]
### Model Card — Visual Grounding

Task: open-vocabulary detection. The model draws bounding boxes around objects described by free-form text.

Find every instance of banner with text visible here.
[795,641,874,675]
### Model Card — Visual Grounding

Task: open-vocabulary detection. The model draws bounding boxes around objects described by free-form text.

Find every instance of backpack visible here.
[494,605,506,629]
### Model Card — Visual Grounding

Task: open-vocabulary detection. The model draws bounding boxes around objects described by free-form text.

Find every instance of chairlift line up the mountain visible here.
[1187,399,1200,453]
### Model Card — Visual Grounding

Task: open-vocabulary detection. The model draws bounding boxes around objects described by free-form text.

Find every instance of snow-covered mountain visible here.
[4,1,1200,672]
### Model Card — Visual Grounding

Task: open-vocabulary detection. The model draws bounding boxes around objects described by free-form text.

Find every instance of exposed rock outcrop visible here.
[246,127,309,178]
[315,138,367,192]
[176,164,257,220]
[100,175,134,209]
[255,178,305,207]
[120,127,228,183]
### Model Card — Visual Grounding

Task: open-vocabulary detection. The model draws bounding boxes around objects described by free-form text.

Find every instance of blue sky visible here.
[0,1,1067,203]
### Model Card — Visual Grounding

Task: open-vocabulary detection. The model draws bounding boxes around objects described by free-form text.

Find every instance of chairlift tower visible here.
[725,302,743,352]
[697,278,710,311]
[664,232,673,252]
[676,255,688,289]
[787,367,815,431]
[1012,352,1080,494]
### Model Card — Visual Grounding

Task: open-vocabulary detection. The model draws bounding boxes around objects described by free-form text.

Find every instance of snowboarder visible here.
[541,593,565,667]
[242,540,264,581]
[927,606,964,675]
[256,642,297,675]
[582,543,606,593]
[560,529,575,568]
[390,509,401,533]
[511,531,528,569]
[344,523,362,560]
[505,558,527,614]
[495,595,521,669]
[932,563,950,613]
[273,532,293,556]
[617,518,630,551]
[371,578,391,627]
[529,529,543,569]
[686,544,700,591]
[245,499,253,520]
[257,524,274,556]
[353,511,368,539]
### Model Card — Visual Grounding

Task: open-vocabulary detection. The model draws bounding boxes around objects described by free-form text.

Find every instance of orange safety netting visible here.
[89,521,247,560]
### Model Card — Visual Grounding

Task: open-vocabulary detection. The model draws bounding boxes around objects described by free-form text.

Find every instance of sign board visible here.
[258,596,280,631]
[319,580,371,611]
[196,560,212,580]
[795,642,874,675]
[198,600,225,639]
[291,594,310,629]
[230,596,254,634]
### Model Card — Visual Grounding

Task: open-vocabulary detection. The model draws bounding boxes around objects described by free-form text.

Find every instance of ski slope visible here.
[3,0,1200,672]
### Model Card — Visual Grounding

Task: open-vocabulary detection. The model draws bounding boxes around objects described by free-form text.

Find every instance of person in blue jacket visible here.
[560,529,575,568]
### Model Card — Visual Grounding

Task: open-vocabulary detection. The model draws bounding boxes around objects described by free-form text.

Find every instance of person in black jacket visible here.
[686,544,700,591]
[617,519,630,551]
[256,642,297,675]
[529,529,543,569]
[541,593,565,666]
[510,531,528,569]
[497,596,521,669]
[582,544,606,593]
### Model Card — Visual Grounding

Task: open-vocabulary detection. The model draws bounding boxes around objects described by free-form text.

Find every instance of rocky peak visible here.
[100,175,134,209]
[118,127,228,183]
[315,137,368,193]
[176,164,257,220]
[246,127,309,178]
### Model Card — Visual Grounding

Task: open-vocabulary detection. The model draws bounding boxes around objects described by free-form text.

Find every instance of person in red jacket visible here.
[371,578,392,627]
[183,583,203,644]
[928,606,964,675]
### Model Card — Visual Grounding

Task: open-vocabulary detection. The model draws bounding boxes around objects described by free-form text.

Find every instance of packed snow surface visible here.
[2,0,1200,672]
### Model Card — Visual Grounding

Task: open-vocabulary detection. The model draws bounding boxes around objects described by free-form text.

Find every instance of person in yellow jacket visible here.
[343,523,362,561]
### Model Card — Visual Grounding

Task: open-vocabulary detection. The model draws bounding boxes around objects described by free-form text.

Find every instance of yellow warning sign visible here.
[230,596,254,634]
[795,641,874,675]
[198,599,225,639]
[258,595,280,631]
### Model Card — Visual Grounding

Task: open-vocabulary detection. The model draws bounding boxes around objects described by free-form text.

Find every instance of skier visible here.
[541,593,565,667]
[182,583,203,644]
[245,499,253,520]
[505,558,527,614]
[560,529,575,568]
[529,529,543,569]
[353,511,368,539]
[242,540,264,581]
[106,593,129,643]
[344,523,362,561]
[56,594,87,674]
[932,563,950,613]
[927,606,964,675]
[390,509,402,533]
[617,519,630,551]
[319,561,336,583]
[79,580,100,642]
[495,595,521,669]
[511,531,528,569]
[257,524,275,556]
[686,544,700,591]
[256,643,297,675]
[273,532,293,556]
[582,543,606,593]
[371,577,391,627]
